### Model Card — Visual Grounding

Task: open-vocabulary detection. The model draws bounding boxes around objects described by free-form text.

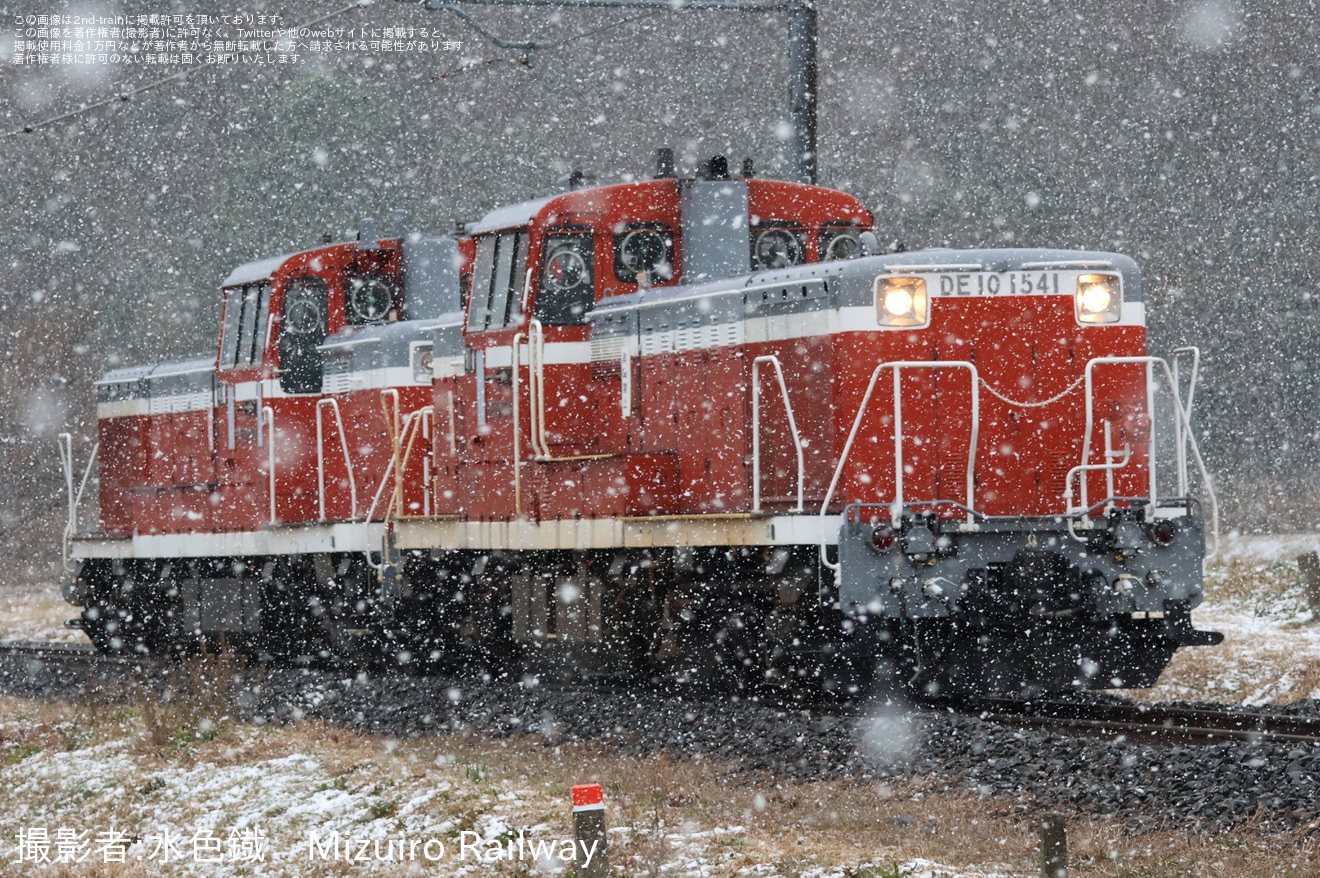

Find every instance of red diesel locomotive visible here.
[60,153,1220,696]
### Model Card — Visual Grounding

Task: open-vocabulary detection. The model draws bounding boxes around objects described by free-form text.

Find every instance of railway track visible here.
[0,639,148,665]
[951,696,1320,747]
[4,638,1319,749]
[0,639,166,697]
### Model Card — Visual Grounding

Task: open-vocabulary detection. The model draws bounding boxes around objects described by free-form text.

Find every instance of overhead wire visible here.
[1,1,661,138]
[3,1,364,138]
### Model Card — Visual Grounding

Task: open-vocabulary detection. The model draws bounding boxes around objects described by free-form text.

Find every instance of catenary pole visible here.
[419,0,818,183]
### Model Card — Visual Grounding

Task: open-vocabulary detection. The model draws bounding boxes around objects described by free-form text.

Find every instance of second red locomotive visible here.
[61,152,1221,697]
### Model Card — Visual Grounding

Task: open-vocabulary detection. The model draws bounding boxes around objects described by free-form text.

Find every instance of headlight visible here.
[1076,273,1122,324]
[875,276,928,327]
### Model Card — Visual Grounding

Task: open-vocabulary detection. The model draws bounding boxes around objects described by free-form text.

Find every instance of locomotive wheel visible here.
[459,573,521,681]
[79,562,172,656]
[680,598,769,696]
[261,587,344,666]
[82,602,139,655]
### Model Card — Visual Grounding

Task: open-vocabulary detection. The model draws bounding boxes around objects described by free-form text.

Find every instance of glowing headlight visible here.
[1076,273,1122,324]
[875,276,929,327]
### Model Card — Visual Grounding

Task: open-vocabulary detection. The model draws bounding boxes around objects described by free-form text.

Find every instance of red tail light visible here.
[871,524,897,553]
[1151,519,1178,546]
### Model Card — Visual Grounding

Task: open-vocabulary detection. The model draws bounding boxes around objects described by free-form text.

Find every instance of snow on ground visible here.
[1133,532,1320,705]
[4,533,1320,875]
[0,732,564,876]
[0,723,1026,876]
[1217,533,1320,563]
[0,734,554,876]
[0,581,83,644]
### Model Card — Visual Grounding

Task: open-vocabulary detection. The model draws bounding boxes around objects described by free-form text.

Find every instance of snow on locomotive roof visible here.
[95,357,214,387]
[143,357,216,378]
[319,319,444,364]
[878,247,1143,301]
[222,253,297,288]
[94,363,154,386]
[466,195,556,235]
[590,246,1143,317]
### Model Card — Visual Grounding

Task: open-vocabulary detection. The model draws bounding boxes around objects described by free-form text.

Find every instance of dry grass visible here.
[1203,558,1309,606]
[0,582,81,644]
[1129,556,1320,705]
[0,692,1318,876]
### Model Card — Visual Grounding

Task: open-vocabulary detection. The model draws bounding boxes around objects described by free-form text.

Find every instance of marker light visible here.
[875,276,929,327]
[871,524,897,553]
[1076,273,1122,324]
[1151,518,1179,546]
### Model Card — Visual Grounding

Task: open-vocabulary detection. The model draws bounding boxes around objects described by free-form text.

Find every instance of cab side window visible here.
[613,224,674,283]
[820,223,863,261]
[279,277,329,394]
[467,230,530,332]
[750,223,806,271]
[536,233,595,326]
[219,281,271,370]
[346,275,396,325]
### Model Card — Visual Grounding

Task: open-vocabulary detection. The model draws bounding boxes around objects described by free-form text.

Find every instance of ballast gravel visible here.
[250,667,1320,833]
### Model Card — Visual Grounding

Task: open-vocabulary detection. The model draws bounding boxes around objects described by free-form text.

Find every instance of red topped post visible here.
[571,783,609,876]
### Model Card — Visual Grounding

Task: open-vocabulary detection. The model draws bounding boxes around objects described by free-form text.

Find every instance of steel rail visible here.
[957,696,1320,747]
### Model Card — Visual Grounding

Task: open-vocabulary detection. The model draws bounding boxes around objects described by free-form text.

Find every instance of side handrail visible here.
[820,360,979,573]
[751,355,804,513]
[380,388,401,452]
[1076,357,1157,514]
[315,398,358,521]
[523,317,610,464]
[391,407,432,519]
[364,406,434,525]
[1063,450,1133,540]
[59,432,74,546]
[528,318,550,458]
[58,433,99,573]
[261,405,276,524]
[363,405,433,571]
[1072,355,1218,556]
[1171,346,1200,497]
[512,331,526,517]
[443,389,458,457]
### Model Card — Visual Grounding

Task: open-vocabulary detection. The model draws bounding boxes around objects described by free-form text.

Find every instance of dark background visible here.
[3,0,1317,583]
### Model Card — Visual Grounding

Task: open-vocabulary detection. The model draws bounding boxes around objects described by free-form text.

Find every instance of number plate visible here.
[926,270,1069,297]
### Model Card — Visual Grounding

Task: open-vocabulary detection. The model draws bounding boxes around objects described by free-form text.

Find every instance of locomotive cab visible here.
[452,157,874,518]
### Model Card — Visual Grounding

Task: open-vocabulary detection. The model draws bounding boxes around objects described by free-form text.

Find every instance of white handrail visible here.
[59,432,74,538]
[444,390,458,458]
[262,405,276,524]
[1171,347,1200,496]
[820,360,979,572]
[1072,355,1219,556]
[529,318,551,458]
[59,434,97,572]
[1076,356,1159,514]
[315,398,357,521]
[524,317,602,463]
[421,407,433,516]
[1064,449,1133,514]
[392,407,432,518]
[380,388,401,448]
[363,406,433,525]
[1082,356,1156,509]
[74,442,98,530]
[751,355,805,513]
[512,332,526,517]
[361,404,433,573]
[1103,421,1121,508]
